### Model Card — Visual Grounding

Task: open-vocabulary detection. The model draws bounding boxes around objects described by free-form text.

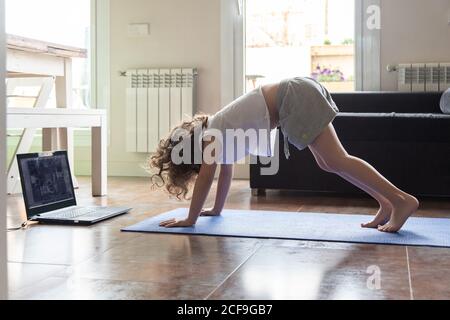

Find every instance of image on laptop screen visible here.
[20,153,75,210]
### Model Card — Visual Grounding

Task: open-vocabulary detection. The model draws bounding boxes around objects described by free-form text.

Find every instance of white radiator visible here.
[398,63,450,92]
[125,68,197,153]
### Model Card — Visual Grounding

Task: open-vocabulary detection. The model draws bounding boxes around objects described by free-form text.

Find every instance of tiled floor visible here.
[6,177,450,300]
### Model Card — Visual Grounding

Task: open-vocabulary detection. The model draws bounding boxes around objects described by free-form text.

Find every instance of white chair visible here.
[6,76,56,194]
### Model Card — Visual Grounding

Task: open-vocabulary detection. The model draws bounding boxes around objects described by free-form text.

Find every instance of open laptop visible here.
[17,151,131,225]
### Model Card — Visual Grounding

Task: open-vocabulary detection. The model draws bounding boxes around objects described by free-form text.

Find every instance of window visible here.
[244,0,355,93]
[5,0,91,108]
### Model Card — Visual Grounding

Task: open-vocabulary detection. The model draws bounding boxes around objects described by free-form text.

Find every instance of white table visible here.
[7,108,107,196]
[6,34,108,196]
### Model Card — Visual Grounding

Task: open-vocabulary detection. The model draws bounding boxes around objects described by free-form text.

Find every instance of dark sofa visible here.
[250,92,450,198]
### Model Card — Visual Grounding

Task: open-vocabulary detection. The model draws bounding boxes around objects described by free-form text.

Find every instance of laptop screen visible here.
[18,151,76,216]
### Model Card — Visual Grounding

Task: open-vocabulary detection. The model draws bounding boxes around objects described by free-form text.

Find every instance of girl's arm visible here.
[201,164,233,216]
[159,161,217,228]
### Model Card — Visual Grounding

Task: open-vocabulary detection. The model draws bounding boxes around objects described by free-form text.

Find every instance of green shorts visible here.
[276,77,339,159]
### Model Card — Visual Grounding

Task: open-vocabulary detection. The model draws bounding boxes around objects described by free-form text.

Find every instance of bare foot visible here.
[378,195,419,233]
[361,206,391,229]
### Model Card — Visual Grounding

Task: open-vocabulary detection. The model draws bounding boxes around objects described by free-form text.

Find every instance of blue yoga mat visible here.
[122,208,450,248]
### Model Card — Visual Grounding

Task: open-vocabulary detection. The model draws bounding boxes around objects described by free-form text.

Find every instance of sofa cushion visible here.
[334,112,450,143]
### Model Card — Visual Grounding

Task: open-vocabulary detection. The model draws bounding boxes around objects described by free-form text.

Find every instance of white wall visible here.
[108,0,221,176]
[0,0,8,301]
[380,0,450,90]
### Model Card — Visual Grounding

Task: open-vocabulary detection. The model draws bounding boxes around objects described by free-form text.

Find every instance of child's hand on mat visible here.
[159,218,195,228]
[200,208,221,217]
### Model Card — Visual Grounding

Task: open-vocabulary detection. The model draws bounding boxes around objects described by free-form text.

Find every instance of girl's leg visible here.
[310,148,392,228]
[308,124,419,233]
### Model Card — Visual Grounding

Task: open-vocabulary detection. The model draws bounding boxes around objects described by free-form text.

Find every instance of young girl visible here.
[149,77,419,233]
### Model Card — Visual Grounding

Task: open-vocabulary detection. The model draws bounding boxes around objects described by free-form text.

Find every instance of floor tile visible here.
[408,247,450,300]
[209,244,411,300]
[8,262,67,293]
[61,236,260,287]
[11,277,215,300]
[7,225,140,265]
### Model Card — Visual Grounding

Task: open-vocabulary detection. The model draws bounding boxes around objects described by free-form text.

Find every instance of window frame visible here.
[220,0,245,105]
[90,0,110,145]
[355,0,381,91]
[90,0,110,111]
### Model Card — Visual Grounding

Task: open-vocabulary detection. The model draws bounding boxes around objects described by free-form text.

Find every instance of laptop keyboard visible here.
[52,207,115,219]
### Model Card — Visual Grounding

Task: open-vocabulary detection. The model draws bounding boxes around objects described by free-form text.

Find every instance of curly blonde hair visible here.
[147,115,209,200]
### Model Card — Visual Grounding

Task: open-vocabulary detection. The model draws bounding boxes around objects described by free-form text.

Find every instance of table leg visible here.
[55,58,78,187]
[58,127,77,188]
[91,118,107,196]
[7,77,55,194]
[42,128,59,151]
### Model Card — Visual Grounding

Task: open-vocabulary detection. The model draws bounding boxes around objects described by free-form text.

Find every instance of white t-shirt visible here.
[203,86,277,164]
